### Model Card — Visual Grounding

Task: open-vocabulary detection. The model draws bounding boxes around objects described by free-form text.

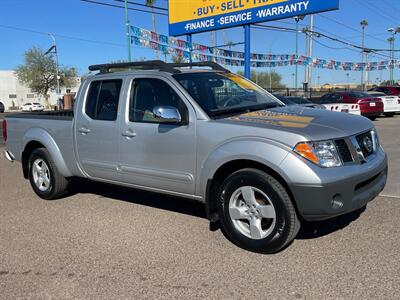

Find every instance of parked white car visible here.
[21,102,44,112]
[323,103,361,115]
[366,91,400,117]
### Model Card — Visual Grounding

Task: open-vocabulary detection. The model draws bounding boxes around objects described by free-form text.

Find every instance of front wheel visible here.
[217,168,300,254]
[28,148,69,200]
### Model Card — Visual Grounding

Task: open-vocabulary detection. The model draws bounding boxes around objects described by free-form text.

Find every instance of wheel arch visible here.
[21,128,73,179]
[205,159,299,221]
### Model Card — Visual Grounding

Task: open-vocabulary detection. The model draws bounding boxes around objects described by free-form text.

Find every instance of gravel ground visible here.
[0,116,399,299]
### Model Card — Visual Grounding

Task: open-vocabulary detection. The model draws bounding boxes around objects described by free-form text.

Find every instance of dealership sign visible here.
[168,0,339,36]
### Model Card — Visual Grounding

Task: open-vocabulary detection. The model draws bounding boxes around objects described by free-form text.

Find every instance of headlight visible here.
[372,129,380,150]
[294,140,342,168]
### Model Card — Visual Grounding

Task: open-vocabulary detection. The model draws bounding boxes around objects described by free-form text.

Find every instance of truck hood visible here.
[217,106,373,141]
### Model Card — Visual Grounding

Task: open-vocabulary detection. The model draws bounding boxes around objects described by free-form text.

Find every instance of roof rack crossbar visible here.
[88,60,170,73]
[167,61,229,73]
[88,60,230,74]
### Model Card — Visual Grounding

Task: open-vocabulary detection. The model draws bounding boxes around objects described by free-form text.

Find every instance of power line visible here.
[0,23,135,48]
[113,0,168,11]
[317,14,388,44]
[253,23,396,59]
[353,0,399,23]
[80,0,168,16]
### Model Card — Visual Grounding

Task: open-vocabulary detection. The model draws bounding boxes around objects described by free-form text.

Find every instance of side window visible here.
[383,88,391,95]
[331,94,342,102]
[318,94,332,104]
[85,79,122,121]
[130,78,188,123]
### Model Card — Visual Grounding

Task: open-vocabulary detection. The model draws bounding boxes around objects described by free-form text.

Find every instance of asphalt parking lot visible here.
[0,115,399,299]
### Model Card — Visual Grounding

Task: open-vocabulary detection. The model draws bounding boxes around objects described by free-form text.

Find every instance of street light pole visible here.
[47,33,60,99]
[389,36,395,84]
[124,0,132,62]
[360,20,368,91]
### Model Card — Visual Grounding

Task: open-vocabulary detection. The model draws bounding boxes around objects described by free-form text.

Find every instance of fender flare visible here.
[22,128,73,178]
[199,138,292,199]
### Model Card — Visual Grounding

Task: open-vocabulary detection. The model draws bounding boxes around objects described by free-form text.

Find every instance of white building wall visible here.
[0,70,81,111]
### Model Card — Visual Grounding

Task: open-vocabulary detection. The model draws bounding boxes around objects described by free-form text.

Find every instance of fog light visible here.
[332,194,344,209]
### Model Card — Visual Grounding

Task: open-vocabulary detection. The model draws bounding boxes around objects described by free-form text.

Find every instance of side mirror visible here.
[153,106,182,124]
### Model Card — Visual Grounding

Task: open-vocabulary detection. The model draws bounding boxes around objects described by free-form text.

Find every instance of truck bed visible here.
[7,110,74,121]
[5,110,80,175]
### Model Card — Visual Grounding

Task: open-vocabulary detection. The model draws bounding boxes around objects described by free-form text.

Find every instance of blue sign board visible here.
[169,0,339,36]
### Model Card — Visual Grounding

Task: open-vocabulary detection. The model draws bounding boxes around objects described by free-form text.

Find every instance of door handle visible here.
[79,127,91,134]
[122,129,136,138]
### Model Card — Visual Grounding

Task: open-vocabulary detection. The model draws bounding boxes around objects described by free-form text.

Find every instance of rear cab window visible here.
[85,79,122,121]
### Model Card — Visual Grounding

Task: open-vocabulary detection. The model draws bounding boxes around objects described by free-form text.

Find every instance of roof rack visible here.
[88,60,230,74]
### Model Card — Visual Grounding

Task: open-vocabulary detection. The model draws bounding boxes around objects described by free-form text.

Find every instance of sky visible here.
[0,0,400,87]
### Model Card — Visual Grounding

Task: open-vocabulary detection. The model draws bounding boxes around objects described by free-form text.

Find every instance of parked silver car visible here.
[3,61,388,253]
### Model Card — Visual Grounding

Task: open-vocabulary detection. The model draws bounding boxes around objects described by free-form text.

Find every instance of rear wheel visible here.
[217,168,300,253]
[368,116,376,121]
[28,148,69,200]
[384,113,395,117]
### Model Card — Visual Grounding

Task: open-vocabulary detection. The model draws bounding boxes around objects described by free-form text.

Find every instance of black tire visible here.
[217,168,300,254]
[28,148,69,200]
[368,116,376,121]
[384,113,395,117]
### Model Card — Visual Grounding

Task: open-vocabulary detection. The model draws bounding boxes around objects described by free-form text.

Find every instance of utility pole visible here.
[47,33,60,101]
[294,16,304,92]
[360,20,368,91]
[346,72,350,89]
[387,27,400,85]
[124,0,132,62]
[292,73,295,89]
[303,26,309,91]
[305,15,314,91]
[269,49,273,91]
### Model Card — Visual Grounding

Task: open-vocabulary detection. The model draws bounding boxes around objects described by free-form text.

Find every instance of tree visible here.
[16,47,77,108]
[237,70,286,90]
[146,0,158,59]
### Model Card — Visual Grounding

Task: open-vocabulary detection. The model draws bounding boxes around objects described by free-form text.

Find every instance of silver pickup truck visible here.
[3,61,388,253]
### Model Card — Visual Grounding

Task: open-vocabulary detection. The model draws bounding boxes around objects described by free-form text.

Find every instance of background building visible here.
[0,70,80,111]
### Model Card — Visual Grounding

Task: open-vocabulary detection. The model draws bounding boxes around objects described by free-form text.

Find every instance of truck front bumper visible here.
[287,150,388,221]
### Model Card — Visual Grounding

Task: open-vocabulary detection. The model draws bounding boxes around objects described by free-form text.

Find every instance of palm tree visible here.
[146,0,158,60]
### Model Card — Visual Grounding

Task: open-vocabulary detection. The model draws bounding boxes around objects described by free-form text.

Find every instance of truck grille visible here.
[335,139,353,163]
[356,131,374,158]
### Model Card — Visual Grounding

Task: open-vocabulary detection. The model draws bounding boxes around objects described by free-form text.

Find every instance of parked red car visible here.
[320,91,383,120]
[369,86,400,96]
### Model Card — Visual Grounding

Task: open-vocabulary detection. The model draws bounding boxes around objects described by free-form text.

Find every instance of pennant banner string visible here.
[130,26,398,71]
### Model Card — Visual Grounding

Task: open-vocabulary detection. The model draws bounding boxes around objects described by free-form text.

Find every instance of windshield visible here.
[347,92,370,98]
[273,95,296,106]
[173,72,279,117]
[287,97,311,104]
[368,93,384,97]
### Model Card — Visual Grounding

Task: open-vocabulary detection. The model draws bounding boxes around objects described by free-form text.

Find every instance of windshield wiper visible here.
[209,103,278,117]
